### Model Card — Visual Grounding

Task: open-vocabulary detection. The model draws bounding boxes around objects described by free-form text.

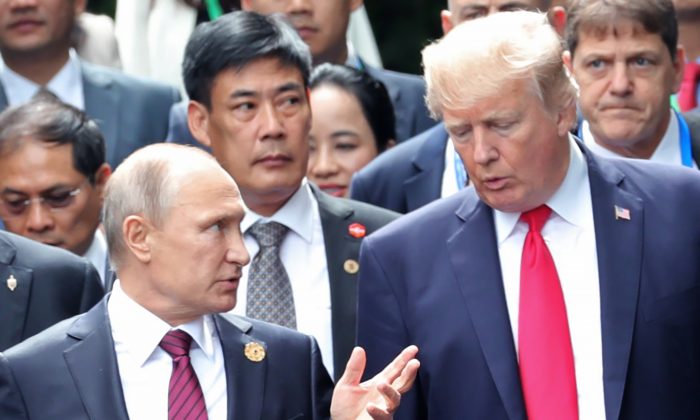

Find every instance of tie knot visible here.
[520,205,551,233]
[159,329,193,359]
[249,221,288,247]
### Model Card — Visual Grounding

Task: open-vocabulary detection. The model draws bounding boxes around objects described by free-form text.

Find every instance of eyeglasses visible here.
[0,180,90,218]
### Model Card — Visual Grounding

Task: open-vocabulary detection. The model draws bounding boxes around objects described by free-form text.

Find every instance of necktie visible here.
[159,330,208,420]
[246,221,297,329]
[679,61,700,112]
[518,205,578,420]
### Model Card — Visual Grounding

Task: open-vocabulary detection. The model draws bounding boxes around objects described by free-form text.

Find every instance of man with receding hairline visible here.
[0,143,419,419]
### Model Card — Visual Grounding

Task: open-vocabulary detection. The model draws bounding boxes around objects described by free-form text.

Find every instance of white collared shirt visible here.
[0,49,84,109]
[582,110,698,168]
[82,229,109,287]
[494,136,605,420]
[234,179,333,378]
[109,281,227,420]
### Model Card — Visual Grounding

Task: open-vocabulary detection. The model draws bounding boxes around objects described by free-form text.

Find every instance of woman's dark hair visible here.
[310,64,396,152]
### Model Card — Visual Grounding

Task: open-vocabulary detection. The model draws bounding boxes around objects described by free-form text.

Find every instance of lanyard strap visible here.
[205,0,223,20]
[676,110,694,168]
[454,150,468,189]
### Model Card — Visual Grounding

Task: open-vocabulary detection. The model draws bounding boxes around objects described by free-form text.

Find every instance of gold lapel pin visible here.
[6,274,17,292]
[343,259,359,275]
[244,342,266,362]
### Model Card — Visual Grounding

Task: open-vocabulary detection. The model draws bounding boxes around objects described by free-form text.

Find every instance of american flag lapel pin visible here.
[614,205,631,221]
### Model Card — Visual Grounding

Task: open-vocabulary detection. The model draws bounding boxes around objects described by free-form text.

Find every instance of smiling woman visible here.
[307,64,395,198]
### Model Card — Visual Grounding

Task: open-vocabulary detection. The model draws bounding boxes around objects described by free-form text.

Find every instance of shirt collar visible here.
[240,179,315,244]
[581,110,677,163]
[0,49,84,109]
[494,135,590,245]
[82,229,108,284]
[108,281,217,367]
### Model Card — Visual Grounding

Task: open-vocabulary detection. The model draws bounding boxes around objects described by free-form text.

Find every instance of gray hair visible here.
[103,144,219,270]
[423,10,576,118]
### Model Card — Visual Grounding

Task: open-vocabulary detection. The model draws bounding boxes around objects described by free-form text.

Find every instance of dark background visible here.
[85,0,444,75]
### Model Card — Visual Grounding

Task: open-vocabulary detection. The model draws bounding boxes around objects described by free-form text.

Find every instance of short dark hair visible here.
[0,91,106,183]
[566,0,678,61]
[183,11,312,108]
[310,64,396,153]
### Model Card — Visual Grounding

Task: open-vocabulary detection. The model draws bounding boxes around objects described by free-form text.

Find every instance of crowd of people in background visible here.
[0,0,699,419]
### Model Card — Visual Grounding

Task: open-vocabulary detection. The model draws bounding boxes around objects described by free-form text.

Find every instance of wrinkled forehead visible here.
[449,0,549,12]
[578,18,658,42]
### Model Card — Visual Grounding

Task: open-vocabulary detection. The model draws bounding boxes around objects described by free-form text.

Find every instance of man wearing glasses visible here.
[0,92,113,291]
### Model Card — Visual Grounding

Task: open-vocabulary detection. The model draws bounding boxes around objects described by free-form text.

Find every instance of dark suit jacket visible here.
[311,185,399,381]
[0,299,333,419]
[350,123,448,214]
[357,145,700,419]
[363,62,436,142]
[0,61,180,168]
[0,231,103,351]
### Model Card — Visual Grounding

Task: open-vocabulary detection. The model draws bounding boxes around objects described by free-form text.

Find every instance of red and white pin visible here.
[348,222,366,238]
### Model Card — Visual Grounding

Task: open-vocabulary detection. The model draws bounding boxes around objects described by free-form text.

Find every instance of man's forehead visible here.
[212,59,305,96]
[450,0,547,12]
[576,19,665,46]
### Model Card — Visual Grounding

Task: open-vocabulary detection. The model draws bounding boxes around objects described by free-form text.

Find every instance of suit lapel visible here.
[447,190,526,420]
[63,300,130,420]
[586,153,643,420]
[215,314,266,420]
[0,237,31,350]
[81,62,119,163]
[404,124,448,210]
[312,185,357,381]
[0,83,8,109]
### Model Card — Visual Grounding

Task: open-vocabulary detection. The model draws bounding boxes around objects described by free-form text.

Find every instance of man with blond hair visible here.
[357,10,700,419]
[0,143,418,419]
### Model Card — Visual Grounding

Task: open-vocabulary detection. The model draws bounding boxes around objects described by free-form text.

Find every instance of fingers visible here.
[379,345,419,385]
[365,381,400,419]
[336,346,366,387]
[392,359,420,394]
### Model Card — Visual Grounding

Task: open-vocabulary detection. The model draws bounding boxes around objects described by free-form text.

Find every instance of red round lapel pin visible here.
[348,222,366,239]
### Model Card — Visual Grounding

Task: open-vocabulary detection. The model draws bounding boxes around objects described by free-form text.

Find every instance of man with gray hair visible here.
[0,143,418,419]
[357,10,700,419]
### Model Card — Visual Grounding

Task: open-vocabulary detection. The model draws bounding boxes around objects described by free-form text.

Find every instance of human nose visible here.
[287,0,312,14]
[609,62,633,96]
[25,200,55,233]
[309,143,338,178]
[259,103,285,140]
[226,231,251,268]
[9,0,38,9]
[471,128,498,165]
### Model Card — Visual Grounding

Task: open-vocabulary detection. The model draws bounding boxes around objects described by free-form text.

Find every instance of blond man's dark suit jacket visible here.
[0,300,333,419]
[0,231,103,351]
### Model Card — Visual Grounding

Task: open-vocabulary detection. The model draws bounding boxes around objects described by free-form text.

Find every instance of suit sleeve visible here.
[309,336,333,420]
[0,354,28,419]
[79,261,104,313]
[356,237,422,419]
[349,172,369,204]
